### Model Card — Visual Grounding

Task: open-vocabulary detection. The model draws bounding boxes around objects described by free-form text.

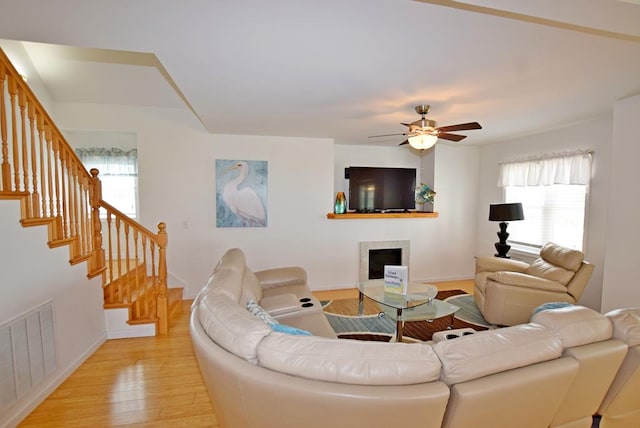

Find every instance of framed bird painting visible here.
[215,159,268,228]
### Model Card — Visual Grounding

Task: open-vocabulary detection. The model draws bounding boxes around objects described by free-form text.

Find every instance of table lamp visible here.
[489,203,524,258]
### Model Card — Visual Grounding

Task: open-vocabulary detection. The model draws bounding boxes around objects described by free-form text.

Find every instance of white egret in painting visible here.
[222,161,266,227]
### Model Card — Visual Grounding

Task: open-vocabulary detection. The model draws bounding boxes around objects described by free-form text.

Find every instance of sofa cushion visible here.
[256,334,442,386]
[605,308,640,347]
[539,242,585,272]
[197,293,271,364]
[531,305,613,348]
[434,323,562,385]
[531,301,574,317]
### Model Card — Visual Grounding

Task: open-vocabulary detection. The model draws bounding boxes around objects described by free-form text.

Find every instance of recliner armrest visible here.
[476,256,529,273]
[488,271,568,293]
[255,266,307,289]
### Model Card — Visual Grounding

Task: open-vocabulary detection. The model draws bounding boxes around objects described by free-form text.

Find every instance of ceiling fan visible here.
[369,104,482,150]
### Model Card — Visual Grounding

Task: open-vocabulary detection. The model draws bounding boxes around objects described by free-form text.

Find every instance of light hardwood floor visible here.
[19,280,474,427]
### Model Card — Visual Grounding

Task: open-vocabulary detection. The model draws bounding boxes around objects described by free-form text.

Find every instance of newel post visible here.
[156,222,169,334]
[88,168,106,277]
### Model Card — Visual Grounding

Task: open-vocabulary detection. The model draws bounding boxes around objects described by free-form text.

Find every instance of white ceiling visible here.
[0,0,639,146]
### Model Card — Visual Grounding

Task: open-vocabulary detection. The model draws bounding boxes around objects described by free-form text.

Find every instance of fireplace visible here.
[359,240,410,281]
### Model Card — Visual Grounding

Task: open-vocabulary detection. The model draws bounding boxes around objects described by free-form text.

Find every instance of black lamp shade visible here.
[489,203,524,222]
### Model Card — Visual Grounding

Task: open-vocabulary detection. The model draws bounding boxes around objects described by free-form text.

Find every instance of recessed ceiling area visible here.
[0,0,639,146]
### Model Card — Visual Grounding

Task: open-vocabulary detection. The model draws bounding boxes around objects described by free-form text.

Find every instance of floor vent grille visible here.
[0,301,57,413]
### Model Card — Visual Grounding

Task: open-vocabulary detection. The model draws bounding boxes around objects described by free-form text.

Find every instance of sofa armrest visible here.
[488,271,568,293]
[255,266,307,289]
[476,256,529,274]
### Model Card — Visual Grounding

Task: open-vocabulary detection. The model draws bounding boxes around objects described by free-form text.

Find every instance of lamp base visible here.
[494,243,512,258]
[494,221,512,258]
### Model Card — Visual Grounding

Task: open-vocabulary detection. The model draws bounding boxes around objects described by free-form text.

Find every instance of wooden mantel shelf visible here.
[326,212,439,219]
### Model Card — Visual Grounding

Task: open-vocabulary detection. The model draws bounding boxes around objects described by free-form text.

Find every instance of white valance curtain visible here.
[75,148,138,176]
[498,150,592,187]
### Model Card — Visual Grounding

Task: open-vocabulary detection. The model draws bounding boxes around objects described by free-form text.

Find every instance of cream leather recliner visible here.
[474,242,594,326]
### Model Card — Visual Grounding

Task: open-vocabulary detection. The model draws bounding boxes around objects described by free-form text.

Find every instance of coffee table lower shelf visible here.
[358,291,460,342]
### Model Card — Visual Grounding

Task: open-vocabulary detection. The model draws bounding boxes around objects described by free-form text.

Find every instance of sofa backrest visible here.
[434,323,579,428]
[434,323,562,385]
[197,293,272,364]
[598,308,640,427]
[257,333,443,386]
[525,242,585,286]
[531,305,628,428]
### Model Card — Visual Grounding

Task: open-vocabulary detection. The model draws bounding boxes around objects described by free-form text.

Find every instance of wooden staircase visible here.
[0,48,182,335]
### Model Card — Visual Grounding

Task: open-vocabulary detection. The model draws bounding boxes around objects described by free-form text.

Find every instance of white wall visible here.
[0,40,53,112]
[475,114,613,310]
[52,103,479,297]
[0,201,105,428]
[602,93,640,312]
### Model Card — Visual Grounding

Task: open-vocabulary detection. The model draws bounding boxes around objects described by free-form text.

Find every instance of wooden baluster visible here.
[18,85,29,199]
[133,229,142,318]
[8,74,20,192]
[124,223,131,306]
[115,217,123,303]
[52,135,61,219]
[140,233,150,319]
[1,62,10,191]
[50,136,64,239]
[106,212,115,302]
[88,168,105,276]
[44,124,54,217]
[77,176,87,255]
[58,147,69,238]
[28,102,40,217]
[37,113,47,217]
[70,160,79,241]
[156,222,169,334]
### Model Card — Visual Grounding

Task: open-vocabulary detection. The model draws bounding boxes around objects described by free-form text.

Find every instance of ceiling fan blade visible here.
[368,133,407,138]
[437,133,467,142]
[437,122,482,133]
[398,140,409,146]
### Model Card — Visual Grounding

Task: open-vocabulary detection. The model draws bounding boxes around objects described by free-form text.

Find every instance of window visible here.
[498,151,592,251]
[505,184,587,250]
[75,148,138,218]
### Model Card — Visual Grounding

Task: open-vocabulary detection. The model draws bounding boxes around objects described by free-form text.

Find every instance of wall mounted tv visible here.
[346,166,416,213]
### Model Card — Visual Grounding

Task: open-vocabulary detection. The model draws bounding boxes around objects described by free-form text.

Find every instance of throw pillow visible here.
[271,323,312,336]
[531,302,574,318]
[246,298,278,325]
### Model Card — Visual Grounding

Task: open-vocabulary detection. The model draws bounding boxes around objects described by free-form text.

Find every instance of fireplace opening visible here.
[368,248,402,279]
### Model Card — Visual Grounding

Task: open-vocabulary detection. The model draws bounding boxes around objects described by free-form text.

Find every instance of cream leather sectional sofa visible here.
[189,248,640,428]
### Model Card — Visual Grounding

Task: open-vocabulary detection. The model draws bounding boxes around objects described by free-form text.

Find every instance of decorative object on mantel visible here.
[488,202,524,258]
[334,191,347,214]
[415,183,436,212]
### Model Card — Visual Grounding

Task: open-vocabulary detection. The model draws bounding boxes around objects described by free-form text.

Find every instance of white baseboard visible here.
[1,333,107,428]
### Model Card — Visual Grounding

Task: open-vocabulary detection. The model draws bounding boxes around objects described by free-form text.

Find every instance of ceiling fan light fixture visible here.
[408,133,438,150]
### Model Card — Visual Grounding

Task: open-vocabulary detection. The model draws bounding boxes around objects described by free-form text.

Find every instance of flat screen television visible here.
[347,166,416,212]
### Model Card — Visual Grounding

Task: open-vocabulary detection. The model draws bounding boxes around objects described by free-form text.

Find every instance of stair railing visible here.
[0,47,170,334]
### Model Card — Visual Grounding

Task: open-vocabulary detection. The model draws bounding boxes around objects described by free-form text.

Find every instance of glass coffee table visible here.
[358,279,460,342]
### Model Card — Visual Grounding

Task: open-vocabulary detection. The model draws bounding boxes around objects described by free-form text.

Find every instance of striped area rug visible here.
[322,290,491,342]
